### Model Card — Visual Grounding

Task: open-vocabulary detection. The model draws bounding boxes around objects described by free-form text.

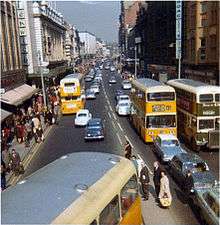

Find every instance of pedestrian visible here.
[53,102,59,124]
[1,159,6,191]
[24,119,32,147]
[9,149,22,176]
[185,170,194,197]
[153,161,162,199]
[140,162,150,200]
[2,147,11,172]
[124,140,132,159]
[159,171,172,203]
[131,155,139,174]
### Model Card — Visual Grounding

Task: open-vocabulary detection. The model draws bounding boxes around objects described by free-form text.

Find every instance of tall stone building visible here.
[182,1,219,84]
[15,1,68,86]
[1,1,37,111]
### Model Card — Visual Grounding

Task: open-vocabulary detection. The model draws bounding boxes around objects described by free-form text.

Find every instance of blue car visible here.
[84,118,104,141]
[153,134,186,163]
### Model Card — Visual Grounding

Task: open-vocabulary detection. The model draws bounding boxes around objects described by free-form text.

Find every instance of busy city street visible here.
[1,1,219,225]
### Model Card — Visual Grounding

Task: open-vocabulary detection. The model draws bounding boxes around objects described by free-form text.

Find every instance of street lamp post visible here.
[38,51,47,107]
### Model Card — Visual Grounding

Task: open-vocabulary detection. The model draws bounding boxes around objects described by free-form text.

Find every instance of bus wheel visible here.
[192,139,200,152]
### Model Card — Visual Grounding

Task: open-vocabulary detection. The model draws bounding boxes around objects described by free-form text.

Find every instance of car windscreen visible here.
[162,139,179,147]
[78,113,87,117]
[184,162,209,172]
[119,102,129,107]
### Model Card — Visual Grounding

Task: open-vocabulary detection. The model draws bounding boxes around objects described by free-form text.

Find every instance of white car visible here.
[117,95,130,103]
[110,66,116,72]
[90,85,100,94]
[116,101,131,116]
[75,109,92,126]
[122,80,132,90]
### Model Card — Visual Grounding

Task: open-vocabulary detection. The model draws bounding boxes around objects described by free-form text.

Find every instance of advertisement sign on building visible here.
[176,0,182,59]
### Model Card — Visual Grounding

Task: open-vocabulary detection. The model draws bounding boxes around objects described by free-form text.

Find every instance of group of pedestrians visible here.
[124,141,195,207]
[1,86,60,191]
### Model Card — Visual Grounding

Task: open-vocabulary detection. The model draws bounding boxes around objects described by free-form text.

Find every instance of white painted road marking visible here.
[112,113,117,120]
[117,122,123,132]
[116,132,123,145]
[124,135,134,148]
[108,112,112,118]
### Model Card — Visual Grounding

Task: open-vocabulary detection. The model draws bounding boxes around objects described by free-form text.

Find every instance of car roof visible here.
[175,153,203,163]
[157,134,178,141]
[88,118,102,124]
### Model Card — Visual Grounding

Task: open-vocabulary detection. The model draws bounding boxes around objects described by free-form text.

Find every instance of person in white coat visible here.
[159,171,172,202]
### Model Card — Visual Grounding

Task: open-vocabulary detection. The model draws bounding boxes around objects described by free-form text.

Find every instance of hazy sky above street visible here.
[56,1,120,43]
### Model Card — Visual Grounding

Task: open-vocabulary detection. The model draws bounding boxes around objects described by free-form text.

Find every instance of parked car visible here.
[116,101,131,116]
[75,109,92,127]
[169,153,216,191]
[193,186,219,225]
[85,89,96,99]
[109,76,117,84]
[117,95,130,103]
[115,89,124,100]
[122,80,132,90]
[153,134,186,162]
[90,85,100,94]
[84,118,104,141]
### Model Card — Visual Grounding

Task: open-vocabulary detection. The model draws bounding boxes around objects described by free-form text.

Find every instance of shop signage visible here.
[176,0,182,59]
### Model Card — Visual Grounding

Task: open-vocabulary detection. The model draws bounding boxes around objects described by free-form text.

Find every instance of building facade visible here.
[15,1,68,86]
[1,1,25,91]
[79,31,96,56]
[182,1,219,84]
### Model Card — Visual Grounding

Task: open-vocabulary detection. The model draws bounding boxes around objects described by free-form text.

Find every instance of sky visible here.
[56,1,120,43]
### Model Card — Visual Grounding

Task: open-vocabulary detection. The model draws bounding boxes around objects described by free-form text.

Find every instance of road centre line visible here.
[111,120,116,130]
[137,153,153,175]
[116,132,123,145]
[112,113,117,120]
[117,122,123,132]
[108,112,112,118]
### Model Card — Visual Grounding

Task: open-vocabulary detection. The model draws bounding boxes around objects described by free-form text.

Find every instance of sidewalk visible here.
[6,115,51,184]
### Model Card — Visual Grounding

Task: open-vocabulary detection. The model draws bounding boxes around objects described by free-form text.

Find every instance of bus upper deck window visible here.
[147,92,175,101]
[120,175,138,216]
[64,82,75,87]
[199,94,213,103]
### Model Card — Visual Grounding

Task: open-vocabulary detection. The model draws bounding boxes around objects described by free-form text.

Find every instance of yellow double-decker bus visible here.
[59,73,85,114]
[130,78,177,142]
[2,152,142,225]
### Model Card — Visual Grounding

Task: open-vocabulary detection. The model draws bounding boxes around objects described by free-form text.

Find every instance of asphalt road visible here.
[19,67,219,225]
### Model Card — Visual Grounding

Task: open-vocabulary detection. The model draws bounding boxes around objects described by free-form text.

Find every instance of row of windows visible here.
[90,175,138,225]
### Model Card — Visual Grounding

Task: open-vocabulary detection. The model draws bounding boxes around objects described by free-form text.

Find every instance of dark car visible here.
[115,89,124,100]
[84,118,104,141]
[169,153,216,191]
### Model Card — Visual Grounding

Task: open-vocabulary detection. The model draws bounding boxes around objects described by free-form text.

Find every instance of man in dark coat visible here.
[185,170,194,196]
[124,140,132,159]
[153,161,162,198]
[140,163,150,200]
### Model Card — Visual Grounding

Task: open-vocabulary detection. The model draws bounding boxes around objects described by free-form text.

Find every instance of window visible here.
[146,115,176,128]
[199,94,213,102]
[99,195,120,225]
[147,92,175,101]
[199,119,214,130]
[200,48,206,60]
[62,96,78,101]
[121,175,138,217]
[200,2,207,13]
[64,82,76,87]
[201,18,208,27]
[215,94,220,102]
[200,38,206,47]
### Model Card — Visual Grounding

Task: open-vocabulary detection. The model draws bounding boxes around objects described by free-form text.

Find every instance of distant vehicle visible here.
[110,66,116,72]
[122,80,132,90]
[90,85,100,94]
[93,77,102,84]
[84,118,104,141]
[1,152,142,224]
[117,95,130,103]
[109,76,117,84]
[105,65,110,70]
[153,134,186,162]
[116,101,131,116]
[169,153,216,191]
[193,186,219,225]
[85,89,96,100]
[99,65,103,69]
[85,76,93,82]
[115,89,124,100]
[75,109,92,127]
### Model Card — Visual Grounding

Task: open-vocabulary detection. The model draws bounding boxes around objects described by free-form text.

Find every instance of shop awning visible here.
[1,84,38,106]
[1,109,12,122]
